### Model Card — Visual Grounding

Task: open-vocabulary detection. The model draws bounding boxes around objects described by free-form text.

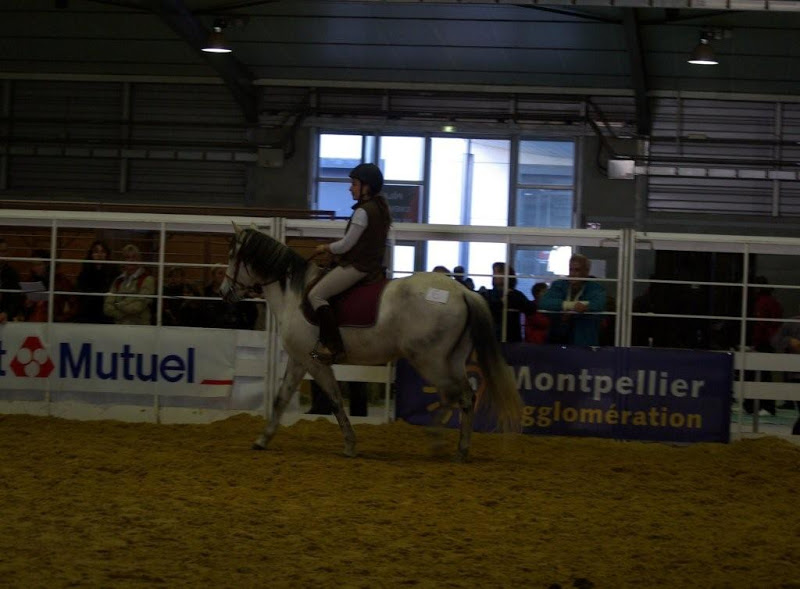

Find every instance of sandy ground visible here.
[1,413,799,589]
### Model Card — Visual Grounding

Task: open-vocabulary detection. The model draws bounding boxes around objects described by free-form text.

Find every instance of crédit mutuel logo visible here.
[0,337,230,385]
[8,336,55,378]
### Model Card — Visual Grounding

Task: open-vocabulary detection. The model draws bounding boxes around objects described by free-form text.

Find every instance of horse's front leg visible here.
[309,365,357,457]
[253,357,307,450]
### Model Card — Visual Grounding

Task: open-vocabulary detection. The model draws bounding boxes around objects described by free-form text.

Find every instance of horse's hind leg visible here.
[456,380,476,462]
[253,356,307,450]
[433,377,476,462]
[424,406,453,457]
[426,377,475,461]
[308,365,357,457]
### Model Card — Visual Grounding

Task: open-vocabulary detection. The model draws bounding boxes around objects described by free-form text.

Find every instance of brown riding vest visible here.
[337,197,391,273]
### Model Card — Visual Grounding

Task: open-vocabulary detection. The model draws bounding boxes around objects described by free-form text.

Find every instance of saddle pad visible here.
[331,279,388,327]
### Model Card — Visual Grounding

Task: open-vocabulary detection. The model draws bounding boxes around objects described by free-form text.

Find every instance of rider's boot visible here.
[311,305,346,365]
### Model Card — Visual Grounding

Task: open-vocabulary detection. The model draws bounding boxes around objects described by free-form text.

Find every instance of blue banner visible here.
[395,345,733,443]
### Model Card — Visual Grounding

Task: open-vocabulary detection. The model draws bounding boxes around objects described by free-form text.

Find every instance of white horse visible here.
[220,224,521,461]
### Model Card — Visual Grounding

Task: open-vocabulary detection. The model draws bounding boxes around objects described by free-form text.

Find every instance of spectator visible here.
[751,276,783,353]
[771,315,800,435]
[75,239,117,324]
[539,253,606,346]
[103,244,155,325]
[432,265,451,275]
[480,261,534,342]
[524,282,550,344]
[162,266,203,327]
[0,237,23,325]
[22,249,77,323]
[204,264,257,329]
[744,276,783,416]
[453,265,475,290]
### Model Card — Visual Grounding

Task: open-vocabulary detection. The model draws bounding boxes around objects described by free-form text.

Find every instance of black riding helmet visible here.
[349,163,384,196]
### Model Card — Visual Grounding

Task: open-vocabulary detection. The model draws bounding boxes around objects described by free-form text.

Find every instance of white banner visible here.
[0,323,235,396]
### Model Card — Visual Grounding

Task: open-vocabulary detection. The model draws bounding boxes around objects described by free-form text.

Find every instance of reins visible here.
[229,230,318,297]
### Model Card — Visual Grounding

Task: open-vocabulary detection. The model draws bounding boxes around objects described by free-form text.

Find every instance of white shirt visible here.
[328,208,368,255]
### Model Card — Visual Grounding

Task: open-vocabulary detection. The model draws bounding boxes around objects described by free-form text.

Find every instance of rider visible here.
[309,163,392,364]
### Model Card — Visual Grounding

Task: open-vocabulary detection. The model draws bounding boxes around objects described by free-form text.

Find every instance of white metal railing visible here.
[1,209,799,439]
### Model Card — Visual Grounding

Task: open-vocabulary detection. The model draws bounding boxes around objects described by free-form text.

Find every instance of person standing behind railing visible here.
[0,237,23,325]
[771,314,800,435]
[22,249,77,323]
[103,244,155,325]
[453,265,475,291]
[744,276,783,416]
[480,262,534,343]
[524,282,550,344]
[162,266,203,327]
[76,240,117,324]
[539,253,606,346]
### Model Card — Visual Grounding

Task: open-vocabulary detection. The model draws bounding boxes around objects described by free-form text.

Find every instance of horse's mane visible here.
[236,229,309,293]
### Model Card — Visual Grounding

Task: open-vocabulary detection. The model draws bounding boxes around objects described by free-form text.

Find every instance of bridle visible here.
[224,237,260,302]
[225,248,250,293]
[224,233,286,301]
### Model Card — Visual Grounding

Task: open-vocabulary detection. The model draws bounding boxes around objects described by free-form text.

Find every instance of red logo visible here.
[10,336,55,378]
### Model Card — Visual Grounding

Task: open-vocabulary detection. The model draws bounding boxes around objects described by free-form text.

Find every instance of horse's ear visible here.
[232,220,243,234]
[250,222,259,232]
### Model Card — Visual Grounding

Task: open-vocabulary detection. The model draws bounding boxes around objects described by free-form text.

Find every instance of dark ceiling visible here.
[2,0,799,129]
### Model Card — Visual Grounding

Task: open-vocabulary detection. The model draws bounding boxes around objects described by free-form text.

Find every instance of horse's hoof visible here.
[252,443,265,451]
[454,452,470,463]
[343,446,357,458]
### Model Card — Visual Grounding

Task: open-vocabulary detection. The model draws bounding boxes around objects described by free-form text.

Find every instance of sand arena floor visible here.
[1,413,799,589]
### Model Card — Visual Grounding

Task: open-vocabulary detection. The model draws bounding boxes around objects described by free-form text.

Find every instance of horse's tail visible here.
[464,291,523,433]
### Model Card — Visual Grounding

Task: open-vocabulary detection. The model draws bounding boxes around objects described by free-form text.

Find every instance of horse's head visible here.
[220,222,307,303]
[219,222,261,303]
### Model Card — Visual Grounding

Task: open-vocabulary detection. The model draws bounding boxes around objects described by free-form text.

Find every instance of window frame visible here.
[313,129,578,275]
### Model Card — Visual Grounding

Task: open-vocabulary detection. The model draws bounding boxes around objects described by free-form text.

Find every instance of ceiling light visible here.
[688,36,718,66]
[202,19,232,54]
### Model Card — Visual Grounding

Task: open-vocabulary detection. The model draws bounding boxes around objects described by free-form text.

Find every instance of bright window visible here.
[513,140,575,294]
[380,137,424,182]
[391,244,415,278]
[427,138,510,280]
[468,139,511,226]
[515,140,574,229]
[317,133,364,218]
[380,136,425,223]
[314,132,575,283]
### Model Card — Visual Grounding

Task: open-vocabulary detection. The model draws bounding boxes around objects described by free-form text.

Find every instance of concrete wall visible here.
[246,130,314,210]
[578,136,639,230]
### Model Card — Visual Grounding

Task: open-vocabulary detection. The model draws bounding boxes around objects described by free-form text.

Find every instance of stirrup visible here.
[310,341,346,365]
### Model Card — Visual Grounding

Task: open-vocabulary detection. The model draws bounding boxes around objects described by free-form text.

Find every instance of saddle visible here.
[302,268,389,327]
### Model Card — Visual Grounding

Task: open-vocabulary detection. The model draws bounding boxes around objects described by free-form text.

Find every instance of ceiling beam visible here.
[147,0,259,123]
[518,4,621,23]
[622,8,651,137]
[322,0,799,10]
